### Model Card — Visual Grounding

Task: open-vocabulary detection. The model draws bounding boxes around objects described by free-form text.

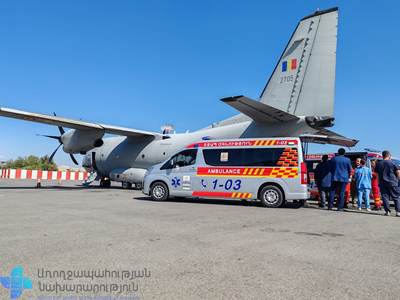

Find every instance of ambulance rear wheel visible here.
[259,185,284,208]
[150,182,169,201]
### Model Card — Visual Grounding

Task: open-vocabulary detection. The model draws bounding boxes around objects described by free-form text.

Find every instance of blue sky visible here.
[0,0,399,165]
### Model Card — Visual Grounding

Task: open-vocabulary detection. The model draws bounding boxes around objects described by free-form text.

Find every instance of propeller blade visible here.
[70,154,79,165]
[37,134,61,141]
[49,143,62,163]
[58,126,65,135]
[53,112,65,135]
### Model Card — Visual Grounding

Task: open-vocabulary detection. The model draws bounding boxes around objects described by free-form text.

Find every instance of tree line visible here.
[2,155,58,171]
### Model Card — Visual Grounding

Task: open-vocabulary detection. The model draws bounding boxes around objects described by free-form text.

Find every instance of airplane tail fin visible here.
[260,7,338,117]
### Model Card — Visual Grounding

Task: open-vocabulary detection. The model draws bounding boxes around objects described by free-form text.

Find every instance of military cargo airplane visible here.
[0,7,357,188]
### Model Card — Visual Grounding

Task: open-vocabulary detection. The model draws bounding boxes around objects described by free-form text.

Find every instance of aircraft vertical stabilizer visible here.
[260,7,338,117]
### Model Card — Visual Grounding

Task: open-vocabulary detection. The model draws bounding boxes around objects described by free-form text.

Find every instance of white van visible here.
[142,138,309,207]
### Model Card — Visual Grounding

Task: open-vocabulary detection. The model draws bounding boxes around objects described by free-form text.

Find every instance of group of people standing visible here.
[314,149,400,216]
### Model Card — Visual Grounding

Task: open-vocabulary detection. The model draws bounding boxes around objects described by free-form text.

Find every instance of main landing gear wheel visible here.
[134,183,143,190]
[100,178,111,188]
[259,185,284,208]
[150,182,169,201]
[122,182,132,189]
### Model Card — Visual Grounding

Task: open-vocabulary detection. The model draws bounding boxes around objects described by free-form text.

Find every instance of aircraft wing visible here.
[221,95,299,123]
[0,107,162,138]
[300,129,358,147]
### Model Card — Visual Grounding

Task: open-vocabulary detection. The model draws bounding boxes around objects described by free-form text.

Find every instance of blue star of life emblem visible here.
[171,177,181,188]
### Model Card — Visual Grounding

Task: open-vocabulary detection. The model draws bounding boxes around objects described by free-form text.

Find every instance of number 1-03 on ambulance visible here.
[142,138,309,208]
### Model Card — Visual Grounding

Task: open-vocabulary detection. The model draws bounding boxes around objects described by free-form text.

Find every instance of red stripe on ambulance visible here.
[192,191,233,198]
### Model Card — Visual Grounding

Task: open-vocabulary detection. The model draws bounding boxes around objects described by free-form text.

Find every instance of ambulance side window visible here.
[203,148,289,166]
[161,149,197,170]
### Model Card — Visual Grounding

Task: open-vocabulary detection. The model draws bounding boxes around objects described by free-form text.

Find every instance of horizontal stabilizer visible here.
[300,129,358,147]
[221,95,299,123]
[0,107,162,138]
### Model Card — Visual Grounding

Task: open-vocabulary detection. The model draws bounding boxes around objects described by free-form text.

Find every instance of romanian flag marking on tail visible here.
[282,59,297,72]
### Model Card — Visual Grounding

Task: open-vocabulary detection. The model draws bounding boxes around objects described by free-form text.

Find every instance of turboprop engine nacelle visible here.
[109,168,147,184]
[61,129,104,154]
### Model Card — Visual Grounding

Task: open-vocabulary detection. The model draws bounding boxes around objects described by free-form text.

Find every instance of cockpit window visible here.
[161,149,197,170]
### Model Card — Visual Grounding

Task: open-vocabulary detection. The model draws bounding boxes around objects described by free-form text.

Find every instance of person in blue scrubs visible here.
[354,159,372,211]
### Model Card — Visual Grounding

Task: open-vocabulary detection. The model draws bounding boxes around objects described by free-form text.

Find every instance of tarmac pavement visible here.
[0,179,399,300]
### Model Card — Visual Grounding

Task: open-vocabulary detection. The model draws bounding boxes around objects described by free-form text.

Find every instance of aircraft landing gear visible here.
[122,182,132,189]
[134,183,143,190]
[100,178,111,188]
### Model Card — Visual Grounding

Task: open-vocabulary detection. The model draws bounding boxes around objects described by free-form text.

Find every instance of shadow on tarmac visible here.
[135,196,303,209]
[304,203,393,217]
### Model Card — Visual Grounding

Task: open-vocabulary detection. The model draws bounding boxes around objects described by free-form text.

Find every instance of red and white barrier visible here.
[0,168,89,181]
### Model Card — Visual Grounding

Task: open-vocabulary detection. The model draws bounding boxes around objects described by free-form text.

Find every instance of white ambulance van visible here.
[142,138,309,208]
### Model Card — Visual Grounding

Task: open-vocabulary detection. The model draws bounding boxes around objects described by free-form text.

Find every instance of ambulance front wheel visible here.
[259,185,284,208]
[150,182,169,201]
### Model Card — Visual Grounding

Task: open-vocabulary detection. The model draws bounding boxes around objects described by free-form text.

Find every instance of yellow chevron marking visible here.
[254,140,260,146]
[243,168,248,175]
[248,168,254,175]
[247,193,252,198]
[259,168,265,175]
[232,193,236,198]
[242,193,247,198]
[253,168,260,175]
[236,192,242,198]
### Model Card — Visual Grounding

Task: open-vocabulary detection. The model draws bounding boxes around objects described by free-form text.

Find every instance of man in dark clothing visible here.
[314,154,331,208]
[375,150,400,216]
[328,148,352,211]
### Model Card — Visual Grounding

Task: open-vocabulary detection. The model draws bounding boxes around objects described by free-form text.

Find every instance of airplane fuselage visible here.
[87,117,317,183]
